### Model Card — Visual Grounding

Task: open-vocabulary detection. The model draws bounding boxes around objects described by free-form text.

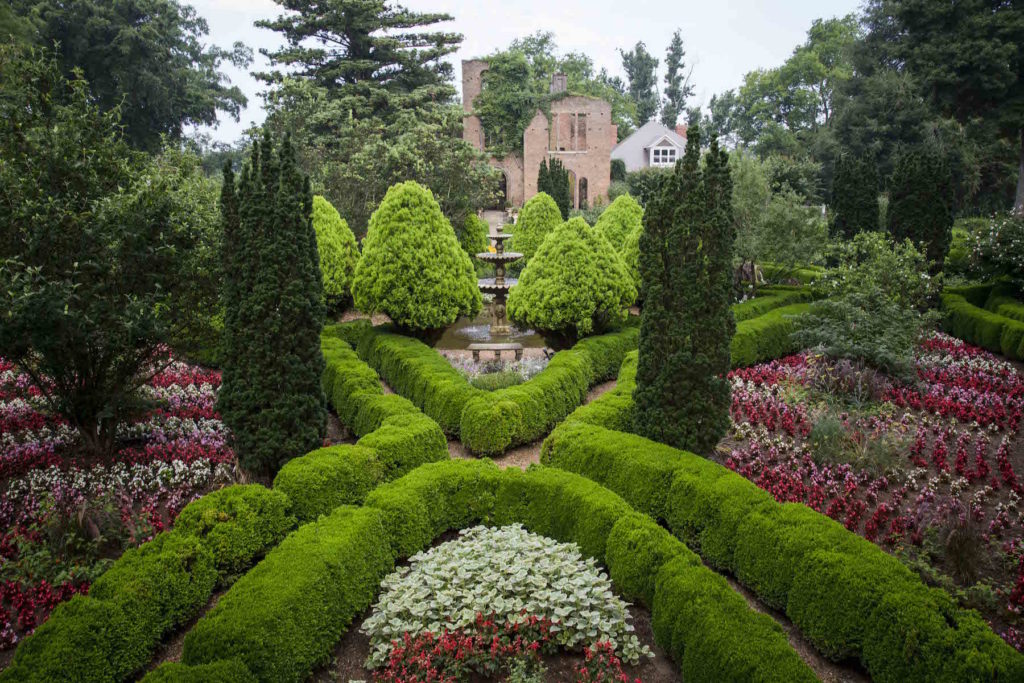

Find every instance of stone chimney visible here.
[550,72,567,94]
[675,124,688,139]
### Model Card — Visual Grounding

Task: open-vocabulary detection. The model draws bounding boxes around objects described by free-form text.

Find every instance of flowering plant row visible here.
[0,355,235,650]
[724,333,1024,650]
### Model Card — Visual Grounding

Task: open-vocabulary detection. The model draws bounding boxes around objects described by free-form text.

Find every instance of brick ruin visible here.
[462,59,615,209]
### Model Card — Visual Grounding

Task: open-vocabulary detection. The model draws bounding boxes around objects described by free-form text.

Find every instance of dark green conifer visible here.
[830,152,880,239]
[887,141,954,271]
[218,133,326,475]
[632,125,735,454]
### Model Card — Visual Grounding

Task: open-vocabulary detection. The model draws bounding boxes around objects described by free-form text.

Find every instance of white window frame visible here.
[650,146,677,167]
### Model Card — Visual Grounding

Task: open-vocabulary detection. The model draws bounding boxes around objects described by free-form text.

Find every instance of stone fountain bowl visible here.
[478,277,517,296]
[475,251,523,263]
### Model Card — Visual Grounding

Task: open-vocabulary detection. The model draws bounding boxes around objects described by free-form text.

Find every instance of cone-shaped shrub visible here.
[594,194,644,249]
[507,217,636,337]
[312,195,359,304]
[620,226,642,293]
[218,133,326,476]
[632,125,735,455]
[458,213,490,259]
[352,181,481,330]
[512,192,562,264]
[887,142,954,271]
[830,152,879,239]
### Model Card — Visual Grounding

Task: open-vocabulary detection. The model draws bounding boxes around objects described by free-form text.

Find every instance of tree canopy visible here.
[13,0,251,152]
[620,41,659,126]
[661,29,694,128]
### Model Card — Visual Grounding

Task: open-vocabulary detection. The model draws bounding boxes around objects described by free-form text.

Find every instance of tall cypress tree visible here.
[888,141,954,271]
[537,158,550,203]
[545,157,572,219]
[218,133,326,476]
[632,125,735,454]
[831,152,880,239]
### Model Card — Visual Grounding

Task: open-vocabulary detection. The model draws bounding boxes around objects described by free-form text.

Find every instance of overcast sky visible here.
[190,0,864,143]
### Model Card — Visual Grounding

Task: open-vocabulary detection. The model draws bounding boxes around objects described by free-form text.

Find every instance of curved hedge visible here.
[733,285,815,323]
[347,321,640,454]
[541,359,1024,682]
[731,302,811,367]
[941,291,1024,361]
[273,335,448,522]
[157,460,814,683]
[0,485,295,683]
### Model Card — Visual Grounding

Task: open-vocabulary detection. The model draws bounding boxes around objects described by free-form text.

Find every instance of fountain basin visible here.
[476,251,523,263]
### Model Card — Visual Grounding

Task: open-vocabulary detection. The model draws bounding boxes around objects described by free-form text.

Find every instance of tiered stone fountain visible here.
[475,224,522,338]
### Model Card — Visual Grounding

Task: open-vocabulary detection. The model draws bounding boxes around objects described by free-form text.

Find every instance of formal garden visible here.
[2,0,1024,682]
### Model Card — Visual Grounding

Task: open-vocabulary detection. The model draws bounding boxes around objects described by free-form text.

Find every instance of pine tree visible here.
[632,125,735,454]
[537,158,550,201]
[620,41,659,126]
[888,142,954,271]
[661,30,694,128]
[831,152,880,239]
[218,133,326,476]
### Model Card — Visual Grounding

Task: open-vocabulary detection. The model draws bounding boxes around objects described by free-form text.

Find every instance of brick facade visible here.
[462,59,613,209]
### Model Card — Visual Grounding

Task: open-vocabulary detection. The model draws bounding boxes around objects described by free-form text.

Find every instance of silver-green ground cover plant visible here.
[360,524,651,668]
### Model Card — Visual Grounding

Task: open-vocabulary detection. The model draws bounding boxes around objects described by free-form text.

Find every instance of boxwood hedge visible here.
[541,357,1024,682]
[941,291,1024,361]
[162,461,814,683]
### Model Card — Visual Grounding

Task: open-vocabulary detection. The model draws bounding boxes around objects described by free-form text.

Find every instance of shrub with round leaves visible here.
[360,524,650,668]
[511,192,562,263]
[593,194,643,250]
[312,195,360,301]
[352,181,482,330]
[508,217,636,337]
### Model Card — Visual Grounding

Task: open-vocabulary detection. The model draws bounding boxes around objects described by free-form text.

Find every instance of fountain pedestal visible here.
[476,225,523,338]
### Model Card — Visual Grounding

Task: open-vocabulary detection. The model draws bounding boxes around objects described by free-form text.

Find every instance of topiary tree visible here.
[512,192,563,263]
[352,181,481,330]
[593,194,644,249]
[632,125,735,455]
[458,213,490,259]
[219,133,326,476]
[312,195,360,309]
[620,226,642,294]
[538,156,572,219]
[887,142,954,271]
[830,152,879,239]
[507,217,636,338]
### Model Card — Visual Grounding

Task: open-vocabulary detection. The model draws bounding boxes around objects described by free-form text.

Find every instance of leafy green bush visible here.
[173,485,296,580]
[352,181,481,330]
[624,167,671,206]
[731,303,811,367]
[610,158,627,182]
[511,192,562,263]
[732,286,814,322]
[593,194,643,249]
[273,446,383,522]
[887,142,954,270]
[182,506,396,682]
[967,213,1024,292]
[360,524,650,667]
[942,291,1024,361]
[830,151,880,238]
[143,661,256,683]
[458,212,491,259]
[795,232,940,379]
[508,217,636,337]
[312,195,360,306]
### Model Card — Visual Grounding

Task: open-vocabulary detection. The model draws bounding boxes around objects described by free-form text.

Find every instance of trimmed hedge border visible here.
[273,335,448,521]
[760,263,825,285]
[941,290,1024,361]
[733,285,815,323]
[155,460,814,683]
[335,322,641,455]
[541,358,1024,682]
[731,302,811,367]
[0,485,295,683]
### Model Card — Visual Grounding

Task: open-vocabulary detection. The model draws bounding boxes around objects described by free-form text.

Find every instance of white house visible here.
[611,120,688,172]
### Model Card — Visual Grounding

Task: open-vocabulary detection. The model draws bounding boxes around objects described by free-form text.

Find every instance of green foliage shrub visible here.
[795,232,940,379]
[966,213,1024,292]
[625,167,671,206]
[142,661,256,683]
[274,446,384,522]
[633,128,734,455]
[942,291,1024,361]
[538,158,572,219]
[312,195,360,306]
[507,217,636,337]
[830,152,880,238]
[182,506,396,682]
[605,513,695,604]
[218,135,326,476]
[511,192,563,263]
[173,484,296,580]
[458,213,491,259]
[593,194,643,249]
[887,142,954,269]
[352,181,481,330]
[610,158,627,182]
[732,286,814,322]
[759,263,826,285]
[469,369,524,390]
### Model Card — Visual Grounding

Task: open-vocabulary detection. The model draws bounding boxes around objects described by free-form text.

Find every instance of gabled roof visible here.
[611,120,686,154]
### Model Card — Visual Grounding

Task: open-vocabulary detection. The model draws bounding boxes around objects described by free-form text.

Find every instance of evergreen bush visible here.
[887,143,954,270]
[352,181,481,330]
[312,195,359,308]
[507,217,636,338]
[830,152,879,239]
[537,157,572,219]
[593,194,644,249]
[218,134,326,476]
[632,125,735,455]
[511,192,562,264]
